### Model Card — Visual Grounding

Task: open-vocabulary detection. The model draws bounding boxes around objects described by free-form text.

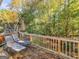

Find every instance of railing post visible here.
[52,39,54,50]
[73,43,75,58]
[58,40,61,54]
[65,41,67,55]
[69,42,71,56]
[29,35,32,42]
[78,43,79,59]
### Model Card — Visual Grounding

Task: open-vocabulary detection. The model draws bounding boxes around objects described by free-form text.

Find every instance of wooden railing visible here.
[26,34,79,59]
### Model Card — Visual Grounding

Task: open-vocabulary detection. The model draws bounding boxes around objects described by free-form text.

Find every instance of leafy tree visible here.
[10,0,79,37]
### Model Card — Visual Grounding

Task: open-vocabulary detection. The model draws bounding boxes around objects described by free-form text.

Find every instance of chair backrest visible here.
[12,34,19,41]
[5,35,14,43]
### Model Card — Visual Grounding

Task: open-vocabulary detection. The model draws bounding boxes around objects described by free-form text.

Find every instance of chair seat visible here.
[16,40,31,46]
[11,43,26,52]
[12,34,31,46]
[6,42,26,52]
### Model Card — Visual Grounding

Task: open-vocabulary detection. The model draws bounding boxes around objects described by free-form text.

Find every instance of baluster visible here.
[78,43,79,59]
[54,40,56,51]
[52,39,54,50]
[73,43,75,58]
[67,42,69,56]
[58,40,61,54]
[74,43,78,59]
[65,41,67,55]
[69,42,71,57]
[57,40,58,51]
[50,38,52,50]
[53,39,55,51]
[71,42,74,57]
[62,41,64,53]
[60,40,62,53]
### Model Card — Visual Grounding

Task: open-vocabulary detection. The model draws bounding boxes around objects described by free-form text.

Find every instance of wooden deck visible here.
[0,43,68,59]
[9,45,56,59]
[0,33,77,59]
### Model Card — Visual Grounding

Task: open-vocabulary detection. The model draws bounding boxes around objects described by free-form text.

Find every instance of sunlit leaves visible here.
[10,0,79,36]
[11,0,21,7]
[0,10,18,23]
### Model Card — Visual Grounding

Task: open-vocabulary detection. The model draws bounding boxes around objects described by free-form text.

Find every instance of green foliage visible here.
[18,0,79,37]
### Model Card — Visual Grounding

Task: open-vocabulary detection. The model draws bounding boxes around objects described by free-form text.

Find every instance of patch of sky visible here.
[0,0,11,9]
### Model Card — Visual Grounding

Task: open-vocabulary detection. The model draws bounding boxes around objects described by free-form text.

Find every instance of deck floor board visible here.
[9,45,56,59]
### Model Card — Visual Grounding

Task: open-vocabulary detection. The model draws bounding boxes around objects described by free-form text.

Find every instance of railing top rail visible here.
[27,34,79,43]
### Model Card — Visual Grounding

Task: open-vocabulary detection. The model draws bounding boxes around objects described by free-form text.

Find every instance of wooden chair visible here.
[4,35,26,53]
[12,34,31,46]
